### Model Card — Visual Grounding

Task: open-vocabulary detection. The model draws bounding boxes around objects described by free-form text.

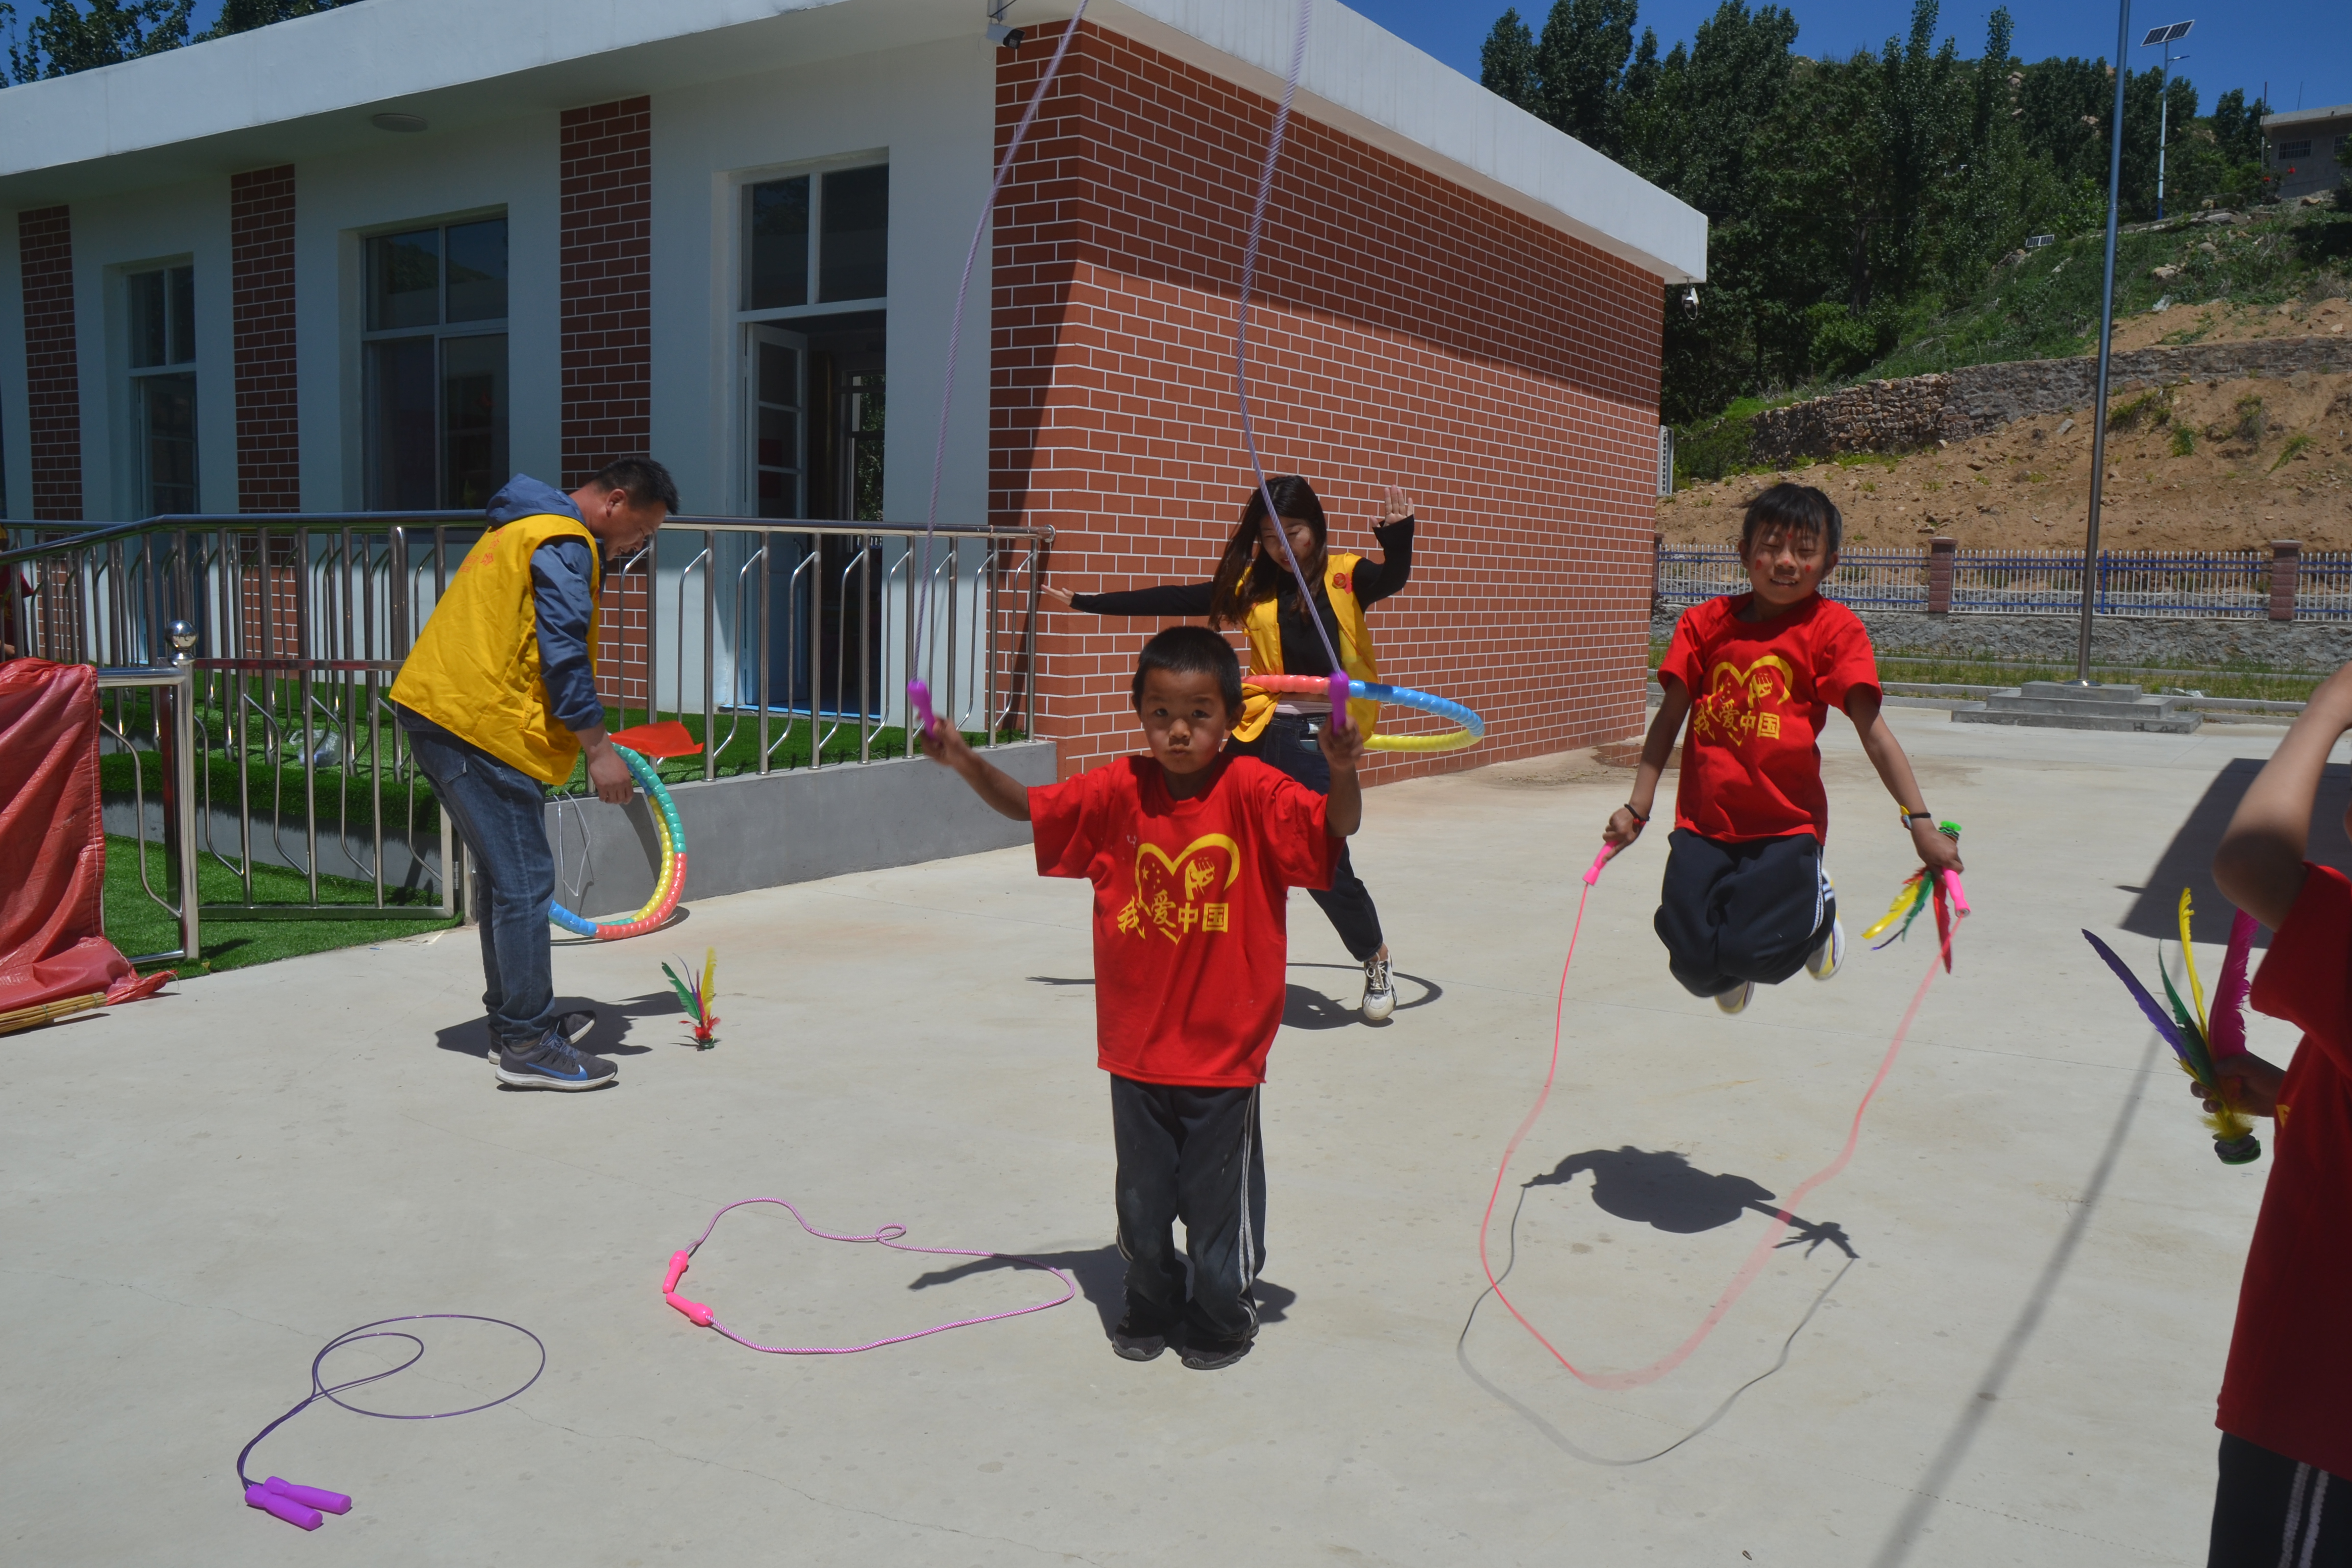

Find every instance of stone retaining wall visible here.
[1747,337,2350,464]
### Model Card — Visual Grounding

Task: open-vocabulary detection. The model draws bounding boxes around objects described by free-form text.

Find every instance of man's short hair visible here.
[588,455,680,514]
[1131,625,1244,716]
[1741,481,1843,557]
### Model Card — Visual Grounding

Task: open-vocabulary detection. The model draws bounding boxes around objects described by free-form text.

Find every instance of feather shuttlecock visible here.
[1860,869,1960,971]
[2081,894,2261,1164]
[661,947,720,1048]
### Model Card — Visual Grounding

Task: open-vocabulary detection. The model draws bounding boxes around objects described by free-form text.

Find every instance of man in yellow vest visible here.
[390,457,677,1091]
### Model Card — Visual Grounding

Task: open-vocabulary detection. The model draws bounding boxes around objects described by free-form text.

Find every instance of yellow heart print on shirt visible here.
[1690,654,1797,747]
[1116,834,1242,943]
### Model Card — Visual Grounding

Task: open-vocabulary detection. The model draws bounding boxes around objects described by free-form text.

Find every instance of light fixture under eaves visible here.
[371,113,428,133]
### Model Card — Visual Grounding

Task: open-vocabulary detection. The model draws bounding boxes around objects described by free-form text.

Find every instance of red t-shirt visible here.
[2217,863,2352,1478]
[1658,593,1881,843]
[1030,754,1338,1088]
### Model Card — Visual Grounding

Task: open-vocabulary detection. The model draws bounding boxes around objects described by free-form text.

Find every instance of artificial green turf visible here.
[104,835,456,976]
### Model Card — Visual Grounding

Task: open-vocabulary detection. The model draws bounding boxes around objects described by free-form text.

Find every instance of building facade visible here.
[2263,104,2351,203]
[0,0,1703,779]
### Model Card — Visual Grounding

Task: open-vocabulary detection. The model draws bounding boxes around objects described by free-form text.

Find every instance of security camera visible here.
[1681,286,1700,313]
[986,21,1023,48]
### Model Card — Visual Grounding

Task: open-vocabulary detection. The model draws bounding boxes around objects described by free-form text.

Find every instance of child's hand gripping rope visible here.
[1858,822,1970,972]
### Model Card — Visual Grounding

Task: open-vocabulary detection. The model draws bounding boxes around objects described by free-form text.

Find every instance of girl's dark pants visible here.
[1655,828,1834,997]
[2208,1432,2350,1566]
[1110,1075,1265,1345]
[1230,713,1384,961]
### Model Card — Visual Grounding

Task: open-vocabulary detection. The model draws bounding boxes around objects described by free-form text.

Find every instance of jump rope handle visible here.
[266,1478,351,1514]
[1583,845,1616,887]
[245,1485,322,1531]
[1327,671,1352,732]
[1935,822,1971,916]
[908,679,937,741]
[662,1250,714,1327]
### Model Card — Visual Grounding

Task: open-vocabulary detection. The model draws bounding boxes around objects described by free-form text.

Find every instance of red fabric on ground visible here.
[0,659,134,1011]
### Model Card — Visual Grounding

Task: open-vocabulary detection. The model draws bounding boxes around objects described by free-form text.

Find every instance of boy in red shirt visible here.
[922,625,1361,1370]
[2200,658,2352,1566]
[1602,483,1962,1011]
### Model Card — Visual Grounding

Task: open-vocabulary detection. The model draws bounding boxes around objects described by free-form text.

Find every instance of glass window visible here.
[125,263,198,514]
[2276,139,2313,160]
[746,176,810,310]
[819,165,889,304]
[749,328,804,520]
[361,216,509,509]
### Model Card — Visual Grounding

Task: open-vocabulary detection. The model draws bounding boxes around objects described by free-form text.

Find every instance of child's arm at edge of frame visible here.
[1605,678,1690,849]
[1844,686,1963,874]
[2213,660,2352,929]
[1317,715,1365,837]
[918,720,1033,823]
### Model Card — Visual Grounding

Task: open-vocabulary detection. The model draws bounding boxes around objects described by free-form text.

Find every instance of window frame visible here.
[734,153,891,324]
[2275,138,2313,161]
[121,259,200,519]
[357,211,511,511]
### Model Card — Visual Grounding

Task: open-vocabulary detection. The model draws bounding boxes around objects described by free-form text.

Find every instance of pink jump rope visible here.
[1474,842,1968,1390]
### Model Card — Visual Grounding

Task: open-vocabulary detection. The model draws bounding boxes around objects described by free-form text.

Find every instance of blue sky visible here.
[1344,2,2352,118]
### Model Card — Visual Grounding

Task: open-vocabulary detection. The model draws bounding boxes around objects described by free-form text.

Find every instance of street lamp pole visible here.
[2076,0,2136,685]
[2142,21,2195,218]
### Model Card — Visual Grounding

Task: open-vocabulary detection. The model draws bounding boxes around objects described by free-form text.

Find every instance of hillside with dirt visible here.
[1658,359,2352,552]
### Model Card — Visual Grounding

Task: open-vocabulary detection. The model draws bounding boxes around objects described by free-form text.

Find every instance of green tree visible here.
[1479,6,1539,112]
[4,0,189,82]
[1533,0,1638,156]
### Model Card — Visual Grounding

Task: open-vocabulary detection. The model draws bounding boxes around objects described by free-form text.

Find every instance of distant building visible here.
[2262,104,2351,201]
[0,0,1704,776]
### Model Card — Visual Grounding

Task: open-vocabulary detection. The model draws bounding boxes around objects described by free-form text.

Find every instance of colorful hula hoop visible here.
[549,746,688,940]
[1247,674,1484,754]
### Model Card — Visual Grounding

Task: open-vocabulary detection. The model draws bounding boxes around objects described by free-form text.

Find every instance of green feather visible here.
[2158,949,2216,1082]
[659,961,699,1017]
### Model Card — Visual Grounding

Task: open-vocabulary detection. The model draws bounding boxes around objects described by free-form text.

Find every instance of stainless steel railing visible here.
[3,512,1050,922]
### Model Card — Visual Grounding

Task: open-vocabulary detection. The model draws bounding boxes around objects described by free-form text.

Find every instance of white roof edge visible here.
[0,0,1704,284]
[1083,0,1705,283]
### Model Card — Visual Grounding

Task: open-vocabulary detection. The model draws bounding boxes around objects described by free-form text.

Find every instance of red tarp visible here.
[0,658,160,1012]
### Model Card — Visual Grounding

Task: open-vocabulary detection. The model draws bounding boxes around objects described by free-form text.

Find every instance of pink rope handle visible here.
[664,1198,1075,1356]
[1476,851,1961,1390]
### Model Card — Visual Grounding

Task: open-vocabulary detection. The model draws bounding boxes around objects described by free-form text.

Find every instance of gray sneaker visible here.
[1360,954,1396,1022]
[495,1030,618,1091]
[1714,981,1754,1015]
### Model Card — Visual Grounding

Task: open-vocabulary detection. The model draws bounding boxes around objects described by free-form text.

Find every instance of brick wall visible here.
[230,166,301,511]
[18,206,82,521]
[558,95,654,702]
[990,23,1662,780]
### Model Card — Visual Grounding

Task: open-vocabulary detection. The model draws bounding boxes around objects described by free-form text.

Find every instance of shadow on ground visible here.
[2121,760,2351,944]
[1528,1145,1856,1258]
[433,990,682,1058]
[1025,965,1443,1031]
[906,1244,1296,1337]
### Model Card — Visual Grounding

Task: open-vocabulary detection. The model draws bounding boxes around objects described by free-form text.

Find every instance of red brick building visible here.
[0,0,1703,779]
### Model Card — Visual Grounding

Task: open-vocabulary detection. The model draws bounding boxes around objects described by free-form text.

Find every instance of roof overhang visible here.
[0,0,1705,284]
[2261,104,2352,132]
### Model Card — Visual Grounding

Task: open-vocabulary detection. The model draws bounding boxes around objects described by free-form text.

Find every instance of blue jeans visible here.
[399,709,557,1049]
[1231,713,1385,961]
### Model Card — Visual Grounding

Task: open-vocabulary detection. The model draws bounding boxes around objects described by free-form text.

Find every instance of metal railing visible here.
[3,512,1049,925]
[1657,548,1928,611]
[1658,545,2299,619]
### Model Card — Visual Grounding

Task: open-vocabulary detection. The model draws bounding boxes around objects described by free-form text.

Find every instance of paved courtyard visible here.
[4,710,2336,1566]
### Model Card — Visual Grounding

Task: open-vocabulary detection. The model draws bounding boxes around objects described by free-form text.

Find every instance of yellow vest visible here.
[390,514,603,785]
[1236,551,1379,742]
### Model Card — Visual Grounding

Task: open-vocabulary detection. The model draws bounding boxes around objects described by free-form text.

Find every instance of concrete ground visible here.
[4,710,2335,1567]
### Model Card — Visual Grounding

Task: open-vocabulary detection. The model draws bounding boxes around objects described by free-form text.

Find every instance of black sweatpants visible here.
[1109,1074,1266,1344]
[1231,713,1384,962]
[2210,1433,2352,1567]
[1655,828,1834,998]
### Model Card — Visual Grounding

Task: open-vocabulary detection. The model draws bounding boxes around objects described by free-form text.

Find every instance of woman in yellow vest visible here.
[1043,475,1414,1021]
[390,458,675,1091]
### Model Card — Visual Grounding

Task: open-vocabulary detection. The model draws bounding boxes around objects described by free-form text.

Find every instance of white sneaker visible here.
[1805,917,1845,982]
[1714,981,1754,1015]
[1360,954,1395,1022]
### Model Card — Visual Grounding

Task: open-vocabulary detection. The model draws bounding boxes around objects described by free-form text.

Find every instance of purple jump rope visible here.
[663,1197,1076,1354]
[236,1314,546,1531]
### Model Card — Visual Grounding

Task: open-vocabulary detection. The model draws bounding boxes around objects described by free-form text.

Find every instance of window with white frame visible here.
[127,262,197,517]
[361,217,508,510]
[2276,138,2313,161]
[739,163,889,520]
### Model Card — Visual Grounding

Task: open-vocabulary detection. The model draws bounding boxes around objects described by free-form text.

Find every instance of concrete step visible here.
[1980,696,2191,719]
[1950,679,2202,732]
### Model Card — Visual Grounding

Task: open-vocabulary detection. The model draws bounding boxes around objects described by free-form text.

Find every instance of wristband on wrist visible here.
[1899,808,1932,827]
[1625,802,1650,824]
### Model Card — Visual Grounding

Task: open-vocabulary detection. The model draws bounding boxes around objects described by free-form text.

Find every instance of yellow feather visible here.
[700,946,717,1017]
[2176,889,2209,1032]
[1860,881,1917,942]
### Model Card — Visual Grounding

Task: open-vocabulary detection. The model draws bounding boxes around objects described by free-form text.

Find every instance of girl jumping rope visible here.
[1043,475,1413,1021]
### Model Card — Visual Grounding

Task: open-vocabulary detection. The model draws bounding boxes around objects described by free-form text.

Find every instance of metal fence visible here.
[2,512,1049,936]
[1660,545,2341,619]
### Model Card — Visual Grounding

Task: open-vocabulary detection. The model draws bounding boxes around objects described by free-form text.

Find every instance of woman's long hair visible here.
[1206,475,1328,628]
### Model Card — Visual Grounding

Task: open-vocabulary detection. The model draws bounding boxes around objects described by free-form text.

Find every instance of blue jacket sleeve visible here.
[531,537,605,732]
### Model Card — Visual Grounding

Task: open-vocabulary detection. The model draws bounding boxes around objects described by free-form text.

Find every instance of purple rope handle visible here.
[673,1197,1076,1355]
[235,1314,547,1489]
[1234,0,1341,678]
[912,2,1092,701]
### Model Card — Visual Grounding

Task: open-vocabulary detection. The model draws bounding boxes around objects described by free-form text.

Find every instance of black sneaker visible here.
[1179,1334,1254,1371]
[556,1009,598,1043]
[495,1030,618,1091]
[1111,1318,1167,1362]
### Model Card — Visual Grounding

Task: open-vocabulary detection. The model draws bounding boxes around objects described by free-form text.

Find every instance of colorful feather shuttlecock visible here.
[2082,900,2261,1165]
[1860,869,1961,970]
[2208,909,2259,1063]
[661,947,720,1048]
